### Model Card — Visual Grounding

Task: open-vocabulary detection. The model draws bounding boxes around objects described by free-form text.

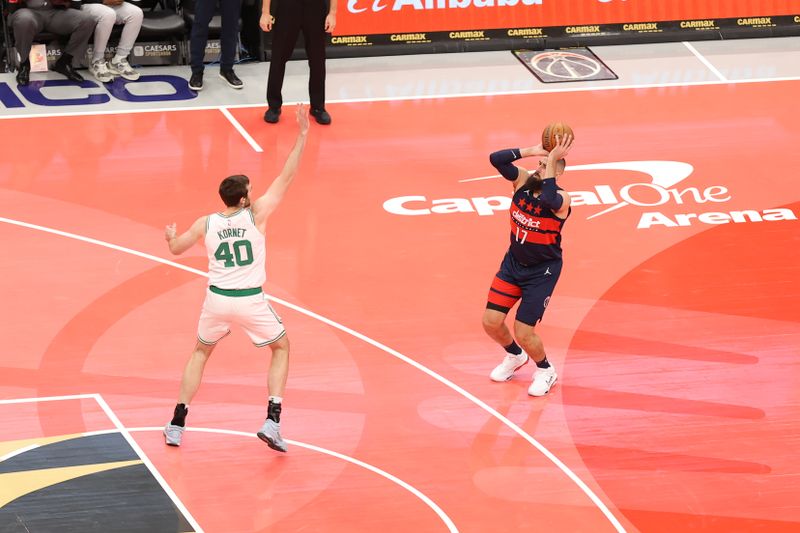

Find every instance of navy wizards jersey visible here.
[508,185,569,264]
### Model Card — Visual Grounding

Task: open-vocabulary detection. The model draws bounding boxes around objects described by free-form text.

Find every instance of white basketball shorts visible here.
[197,289,285,347]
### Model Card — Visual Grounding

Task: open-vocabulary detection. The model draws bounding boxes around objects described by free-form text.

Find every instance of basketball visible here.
[542,122,574,152]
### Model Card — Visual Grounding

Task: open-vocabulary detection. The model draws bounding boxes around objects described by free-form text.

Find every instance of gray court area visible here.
[0,36,799,117]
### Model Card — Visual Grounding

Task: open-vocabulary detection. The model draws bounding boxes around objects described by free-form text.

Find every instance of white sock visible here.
[269,396,283,404]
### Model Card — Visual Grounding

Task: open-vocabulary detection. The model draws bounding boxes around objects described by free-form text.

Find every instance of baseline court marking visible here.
[1,74,800,121]
[683,42,727,82]
[0,393,204,533]
[0,216,627,533]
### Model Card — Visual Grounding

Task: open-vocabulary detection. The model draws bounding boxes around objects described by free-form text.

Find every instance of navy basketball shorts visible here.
[486,252,563,326]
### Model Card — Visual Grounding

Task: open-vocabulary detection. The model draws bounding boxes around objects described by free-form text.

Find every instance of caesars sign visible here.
[337,0,798,34]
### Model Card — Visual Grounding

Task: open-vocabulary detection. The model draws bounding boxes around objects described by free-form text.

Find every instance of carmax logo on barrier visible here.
[382,161,798,229]
[348,0,541,13]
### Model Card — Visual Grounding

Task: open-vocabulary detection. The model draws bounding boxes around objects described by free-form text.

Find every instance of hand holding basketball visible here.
[549,133,574,160]
[542,122,574,152]
[531,143,549,157]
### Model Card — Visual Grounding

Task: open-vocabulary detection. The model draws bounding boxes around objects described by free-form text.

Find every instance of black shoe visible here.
[310,108,331,125]
[264,107,281,123]
[219,69,243,89]
[189,71,203,91]
[16,61,30,86]
[53,56,84,83]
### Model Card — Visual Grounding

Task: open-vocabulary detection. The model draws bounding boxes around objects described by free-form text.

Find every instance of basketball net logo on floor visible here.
[513,48,618,83]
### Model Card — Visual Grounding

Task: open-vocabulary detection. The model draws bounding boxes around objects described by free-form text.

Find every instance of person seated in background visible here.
[81,0,143,82]
[7,0,95,85]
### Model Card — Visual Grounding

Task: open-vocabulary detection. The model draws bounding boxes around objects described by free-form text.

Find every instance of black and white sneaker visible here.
[219,69,243,90]
[189,71,203,91]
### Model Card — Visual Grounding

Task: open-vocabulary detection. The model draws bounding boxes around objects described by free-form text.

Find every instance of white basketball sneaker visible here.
[528,364,558,396]
[490,350,529,382]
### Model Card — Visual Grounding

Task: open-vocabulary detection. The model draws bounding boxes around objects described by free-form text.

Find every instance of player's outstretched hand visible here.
[550,134,574,160]
[165,223,177,241]
[296,103,309,135]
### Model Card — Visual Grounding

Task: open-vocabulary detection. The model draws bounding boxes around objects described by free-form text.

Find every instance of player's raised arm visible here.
[542,134,574,218]
[489,144,550,190]
[165,216,207,255]
[252,104,310,227]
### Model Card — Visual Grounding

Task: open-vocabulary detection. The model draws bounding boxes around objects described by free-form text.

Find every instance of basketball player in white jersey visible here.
[162,104,309,452]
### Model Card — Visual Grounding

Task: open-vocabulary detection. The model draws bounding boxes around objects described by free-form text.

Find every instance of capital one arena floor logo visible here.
[382,160,798,229]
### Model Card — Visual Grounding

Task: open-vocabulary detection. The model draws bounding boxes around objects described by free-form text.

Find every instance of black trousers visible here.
[190,0,243,73]
[267,0,327,110]
[9,7,94,65]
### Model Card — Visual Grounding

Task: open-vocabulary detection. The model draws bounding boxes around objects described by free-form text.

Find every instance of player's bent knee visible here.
[513,320,538,340]
[482,310,506,331]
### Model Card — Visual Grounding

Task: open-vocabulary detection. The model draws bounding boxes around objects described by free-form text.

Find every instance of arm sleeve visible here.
[538,178,564,211]
[489,148,522,181]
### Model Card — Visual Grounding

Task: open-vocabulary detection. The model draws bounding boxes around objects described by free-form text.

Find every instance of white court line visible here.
[0,424,457,530]
[0,393,204,532]
[79,427,457,531]
[683,42,727,82]
[0,215,626,533]
[0,444,40,463]
[0,393,98,405]
[220,107,264,153]
[124,426,458,532]
[459,174,502,183]
[0,217,207,277]
[1,74,799,121]
[93,395,205,533]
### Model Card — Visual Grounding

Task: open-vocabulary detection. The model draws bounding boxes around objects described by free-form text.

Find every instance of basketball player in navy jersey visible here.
[483,134,573,396]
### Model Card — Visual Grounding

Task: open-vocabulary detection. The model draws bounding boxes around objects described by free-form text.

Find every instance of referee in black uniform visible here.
[261,0,336,125]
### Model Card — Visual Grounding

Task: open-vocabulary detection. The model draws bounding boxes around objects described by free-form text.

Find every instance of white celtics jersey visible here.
[205,209,266,289]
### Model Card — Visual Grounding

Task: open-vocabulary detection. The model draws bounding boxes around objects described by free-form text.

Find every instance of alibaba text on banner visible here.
[337,0,799,35]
